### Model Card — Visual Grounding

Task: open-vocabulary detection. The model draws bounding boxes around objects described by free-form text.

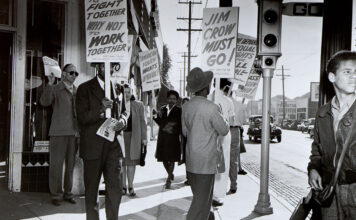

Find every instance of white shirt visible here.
[97,76,104,90]
[214,92,234,125]
[166,104,175,117]
[230,97,247,126]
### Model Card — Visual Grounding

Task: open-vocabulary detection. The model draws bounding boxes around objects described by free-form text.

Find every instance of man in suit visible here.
[182,67,230,220]
[76,63,126,220]
[40,63,79,206]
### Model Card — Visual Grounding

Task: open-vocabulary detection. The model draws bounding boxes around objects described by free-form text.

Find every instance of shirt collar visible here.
[97,76,104,90]
[331,94,356,112]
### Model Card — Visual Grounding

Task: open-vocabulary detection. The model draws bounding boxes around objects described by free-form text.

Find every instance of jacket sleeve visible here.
[76,84,103,125]
[307,114,322,174]
[139,102,147,141]
[40,85,55,107]
[181,107,188,137]
[153,106,163,125]
[210,104,230,136]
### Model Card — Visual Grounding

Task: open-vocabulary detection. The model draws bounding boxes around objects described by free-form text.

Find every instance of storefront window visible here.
[0,0,13,25]
[23,0,65,152]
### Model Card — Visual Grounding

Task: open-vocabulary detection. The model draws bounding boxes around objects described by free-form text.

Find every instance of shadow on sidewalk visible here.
[120,196,192,220]
[240,211,272,220]
[121,175,188,203]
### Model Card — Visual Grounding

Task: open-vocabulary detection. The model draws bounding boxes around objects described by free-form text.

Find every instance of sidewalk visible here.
[0,138,293,220]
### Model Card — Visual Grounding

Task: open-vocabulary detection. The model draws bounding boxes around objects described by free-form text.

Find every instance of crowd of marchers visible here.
[40,50,356,220]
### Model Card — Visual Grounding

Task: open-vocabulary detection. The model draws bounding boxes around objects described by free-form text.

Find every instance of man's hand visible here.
[47,73,55,85]
[101,98,113,110]
[309,169,323,190]
[142,140,148,145]
[113,120,125,132]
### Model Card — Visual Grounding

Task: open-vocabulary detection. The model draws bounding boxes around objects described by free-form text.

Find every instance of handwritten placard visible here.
[234,34,257,88]
[201,7,239,78]
[85,0,128,62]
[234,68,261,100]
[139,49,161,92]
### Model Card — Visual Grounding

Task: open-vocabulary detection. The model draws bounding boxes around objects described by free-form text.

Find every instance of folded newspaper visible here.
[96,118,120,142]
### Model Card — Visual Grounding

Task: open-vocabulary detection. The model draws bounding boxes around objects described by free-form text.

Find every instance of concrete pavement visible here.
[0,138,294,220]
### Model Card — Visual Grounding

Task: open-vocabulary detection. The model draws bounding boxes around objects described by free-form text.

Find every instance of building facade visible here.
[0,0,162,192]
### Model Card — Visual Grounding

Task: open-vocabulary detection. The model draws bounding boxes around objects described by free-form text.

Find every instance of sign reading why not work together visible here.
[85,0,128,62]
[201,7,239,78]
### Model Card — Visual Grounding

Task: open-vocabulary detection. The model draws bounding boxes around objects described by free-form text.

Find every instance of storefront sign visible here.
[234,33,257,88]
[310,82,319,102]
[42,56,61,78]
[233,68,261,99]
[139,49,161,92]
[33,141,49,153]
[282,2,323,17]
[201,7,239,78]
[85,0,128,62]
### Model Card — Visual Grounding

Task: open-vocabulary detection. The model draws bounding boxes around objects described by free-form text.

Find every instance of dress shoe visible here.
[122,187,127,195]
[128,188,136,197]
[184,180,190,185]
[227,189,237,194]
[171,174,174,181]
[52,199,61,206]
[64,197,76,204]
[99,190,106,195]
[209,211,215,220]
[238,169,247,175]
[165,181,171,189]
[212,200,223,207]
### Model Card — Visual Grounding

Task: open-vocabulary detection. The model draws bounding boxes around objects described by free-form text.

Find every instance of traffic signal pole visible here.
[254,67,273,214]
[254,0,282,214]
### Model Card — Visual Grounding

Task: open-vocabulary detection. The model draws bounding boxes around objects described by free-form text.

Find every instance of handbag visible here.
[139,144,147,167]
[290,114,355,220]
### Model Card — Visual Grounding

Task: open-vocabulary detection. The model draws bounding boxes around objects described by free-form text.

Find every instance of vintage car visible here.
[247,115,282,142]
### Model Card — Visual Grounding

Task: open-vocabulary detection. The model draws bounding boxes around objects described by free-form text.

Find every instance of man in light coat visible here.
[182,67,230,220]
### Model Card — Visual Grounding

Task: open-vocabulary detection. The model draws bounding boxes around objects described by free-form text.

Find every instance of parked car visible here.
[309,125,315,138]
[307,118,315,134]
[247,115,282,142]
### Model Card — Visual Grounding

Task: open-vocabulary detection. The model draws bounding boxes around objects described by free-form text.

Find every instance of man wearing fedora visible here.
[182,67,230,220]
[40,63,79,206]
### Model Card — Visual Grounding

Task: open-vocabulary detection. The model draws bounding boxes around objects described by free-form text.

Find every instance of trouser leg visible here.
[229,128,240,190]
[103,143,122,220]
[214,133,231,200]
[64,136,78,199]
[49,136,67,200]
[122,166,127,188]
[187,172,215,220]
[127,165,136,188]
[83,159,103,220]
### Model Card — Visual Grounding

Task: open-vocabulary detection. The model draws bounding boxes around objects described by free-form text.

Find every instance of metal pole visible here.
[188,1,191,76]
[183,52,186,96]
[105,62,111,118]
[282,65,285,121]
[254,68,273,214]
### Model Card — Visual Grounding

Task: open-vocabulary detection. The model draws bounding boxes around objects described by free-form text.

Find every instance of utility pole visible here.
[179,52,197,96]
[276,66,291,122]
[177,1,202,76]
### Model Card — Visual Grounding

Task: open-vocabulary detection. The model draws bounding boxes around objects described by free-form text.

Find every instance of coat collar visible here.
[57,81,77,95]
[319,101,332,118]
[89,77,105,101]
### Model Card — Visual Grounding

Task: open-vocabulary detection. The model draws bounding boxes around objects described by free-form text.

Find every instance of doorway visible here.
[0,32,13,186]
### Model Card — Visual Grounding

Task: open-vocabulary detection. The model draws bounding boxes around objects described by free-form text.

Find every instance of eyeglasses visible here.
[67,71,79,77]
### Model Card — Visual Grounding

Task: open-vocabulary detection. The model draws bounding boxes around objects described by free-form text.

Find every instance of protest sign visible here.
[233,68,261,99]
[85,0,128,62]
[110,35,135,84]
[234,33,257,88]
[42,56,61,78]
[201,7,239,78]
[139,49,161,92]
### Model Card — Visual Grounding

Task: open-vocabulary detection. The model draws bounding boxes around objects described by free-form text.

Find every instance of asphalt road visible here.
[241,126,313,197]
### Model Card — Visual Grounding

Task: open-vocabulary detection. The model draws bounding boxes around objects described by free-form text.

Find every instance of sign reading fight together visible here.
[201,7,239,78]
[85,0,128,62]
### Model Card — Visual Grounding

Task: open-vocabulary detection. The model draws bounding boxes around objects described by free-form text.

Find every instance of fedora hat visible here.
[186,67,213,93]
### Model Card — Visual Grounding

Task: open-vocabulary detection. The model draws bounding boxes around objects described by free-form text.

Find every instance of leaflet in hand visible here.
[96,118,119,142]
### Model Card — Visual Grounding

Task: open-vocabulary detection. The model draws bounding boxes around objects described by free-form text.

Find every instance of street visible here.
[241,126,313,207]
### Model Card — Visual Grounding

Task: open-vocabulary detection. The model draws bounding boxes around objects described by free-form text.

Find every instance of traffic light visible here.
[257,0,282,58]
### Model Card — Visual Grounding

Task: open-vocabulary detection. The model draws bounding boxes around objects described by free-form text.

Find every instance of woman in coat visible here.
[153,90,182,189]
[121,84,147,196]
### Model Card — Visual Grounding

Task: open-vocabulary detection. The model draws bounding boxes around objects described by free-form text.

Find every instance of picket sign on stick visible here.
[150,89,156,140]
[105,62,111,118]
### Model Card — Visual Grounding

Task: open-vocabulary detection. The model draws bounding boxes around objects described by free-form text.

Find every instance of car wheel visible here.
[249,136,252,141]
[277,136,281,143]
[254,136,258,142]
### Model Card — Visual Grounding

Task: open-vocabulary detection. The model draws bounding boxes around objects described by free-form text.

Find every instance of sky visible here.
[157,0,323,100]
